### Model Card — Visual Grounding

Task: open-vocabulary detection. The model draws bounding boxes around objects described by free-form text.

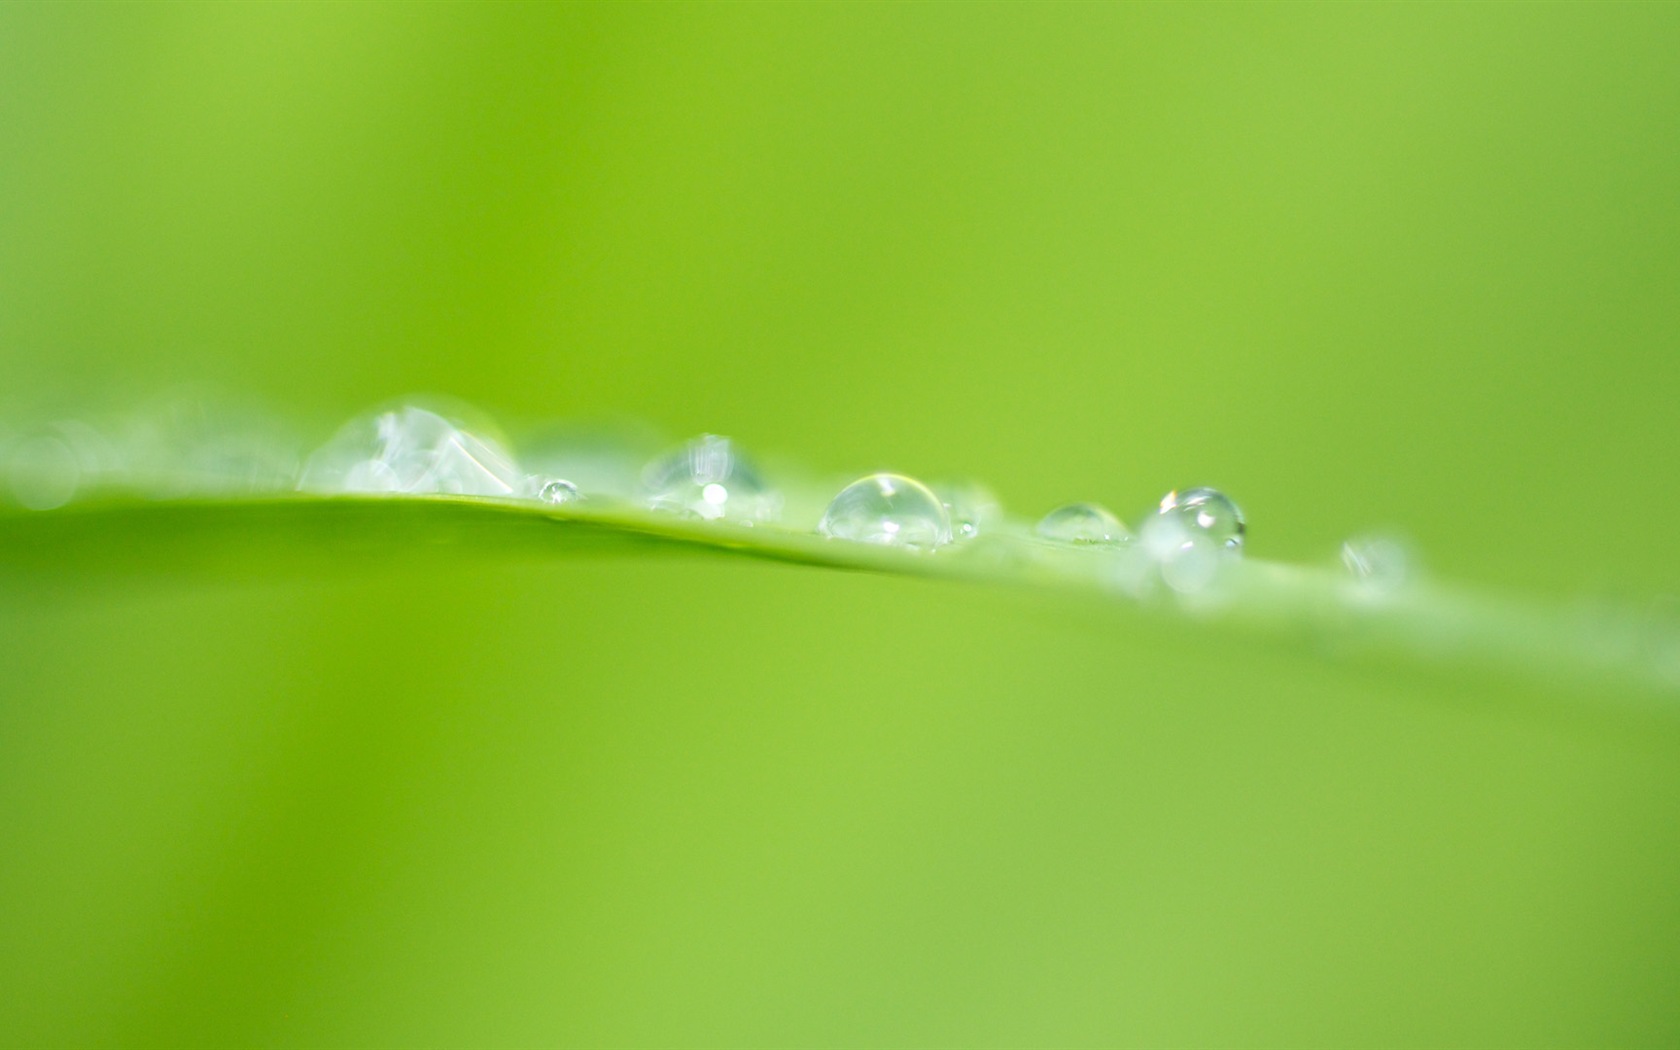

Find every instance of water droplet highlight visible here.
[299,404,525,497]
[642,434,778,523]
[819,473,951,550]
[1035,502,1130,545]
[1157,487,1245,552]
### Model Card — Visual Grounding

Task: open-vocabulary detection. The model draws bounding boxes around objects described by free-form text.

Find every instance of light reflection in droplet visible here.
[1158,487,1245,552]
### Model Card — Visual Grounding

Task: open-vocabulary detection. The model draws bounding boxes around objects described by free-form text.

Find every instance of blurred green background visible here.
[3,3,1679,1046]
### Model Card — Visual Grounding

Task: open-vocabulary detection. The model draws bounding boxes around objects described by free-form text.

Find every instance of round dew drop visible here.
[1035,502,1131,545]
[1157,487,1245,552]
[819,473,952,551]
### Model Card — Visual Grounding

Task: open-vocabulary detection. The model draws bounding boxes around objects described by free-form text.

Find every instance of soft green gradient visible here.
[2,3,1679,1046]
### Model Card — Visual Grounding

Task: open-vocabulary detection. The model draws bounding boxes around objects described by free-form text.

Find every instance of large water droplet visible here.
[642,435,778,523]
[1157,487,1245,552]
[818,473,951,550]
[298,404,525,497]
[1035,502,1130,545]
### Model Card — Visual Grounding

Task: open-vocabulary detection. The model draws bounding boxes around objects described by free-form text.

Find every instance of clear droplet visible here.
[819,473,952,550]
[298,404,525,497]
[1158,487,1245,552]
[642,434,778,523]
[1035,502,1131,545]
[536,478,582,505]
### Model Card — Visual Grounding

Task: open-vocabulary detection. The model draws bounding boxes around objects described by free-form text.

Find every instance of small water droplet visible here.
[536,478,582,505]
[819,473,951,550]
[299,404,524,497]
[643,435,778,523]
[1035,502,1131,545]
[1158,487,1245,552]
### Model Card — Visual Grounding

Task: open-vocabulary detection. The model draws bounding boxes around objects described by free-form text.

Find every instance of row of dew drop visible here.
[22,399,1680,695]
[294,404,1408,598]
[302,407,1251,575]
[0,399,1411,595]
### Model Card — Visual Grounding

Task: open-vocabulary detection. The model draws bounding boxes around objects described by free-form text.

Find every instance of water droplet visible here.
[1035,502,1131,545]
[642,435,778,523]
[536,478,581,505]
[819,473,951,550]
[299,404,525,497]
[1341,535,1412,592]
[1158,487,1245,552]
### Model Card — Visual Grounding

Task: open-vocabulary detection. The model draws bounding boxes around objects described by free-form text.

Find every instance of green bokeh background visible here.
[3,4,1679,1045]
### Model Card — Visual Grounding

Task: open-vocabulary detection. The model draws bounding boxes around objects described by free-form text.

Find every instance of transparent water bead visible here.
[819,473,952,551]
[298,405,525,497]
[535,478,582,505]
[1035,502,1130,545]
[642,434,778,523]
[1157,487,1245,552]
